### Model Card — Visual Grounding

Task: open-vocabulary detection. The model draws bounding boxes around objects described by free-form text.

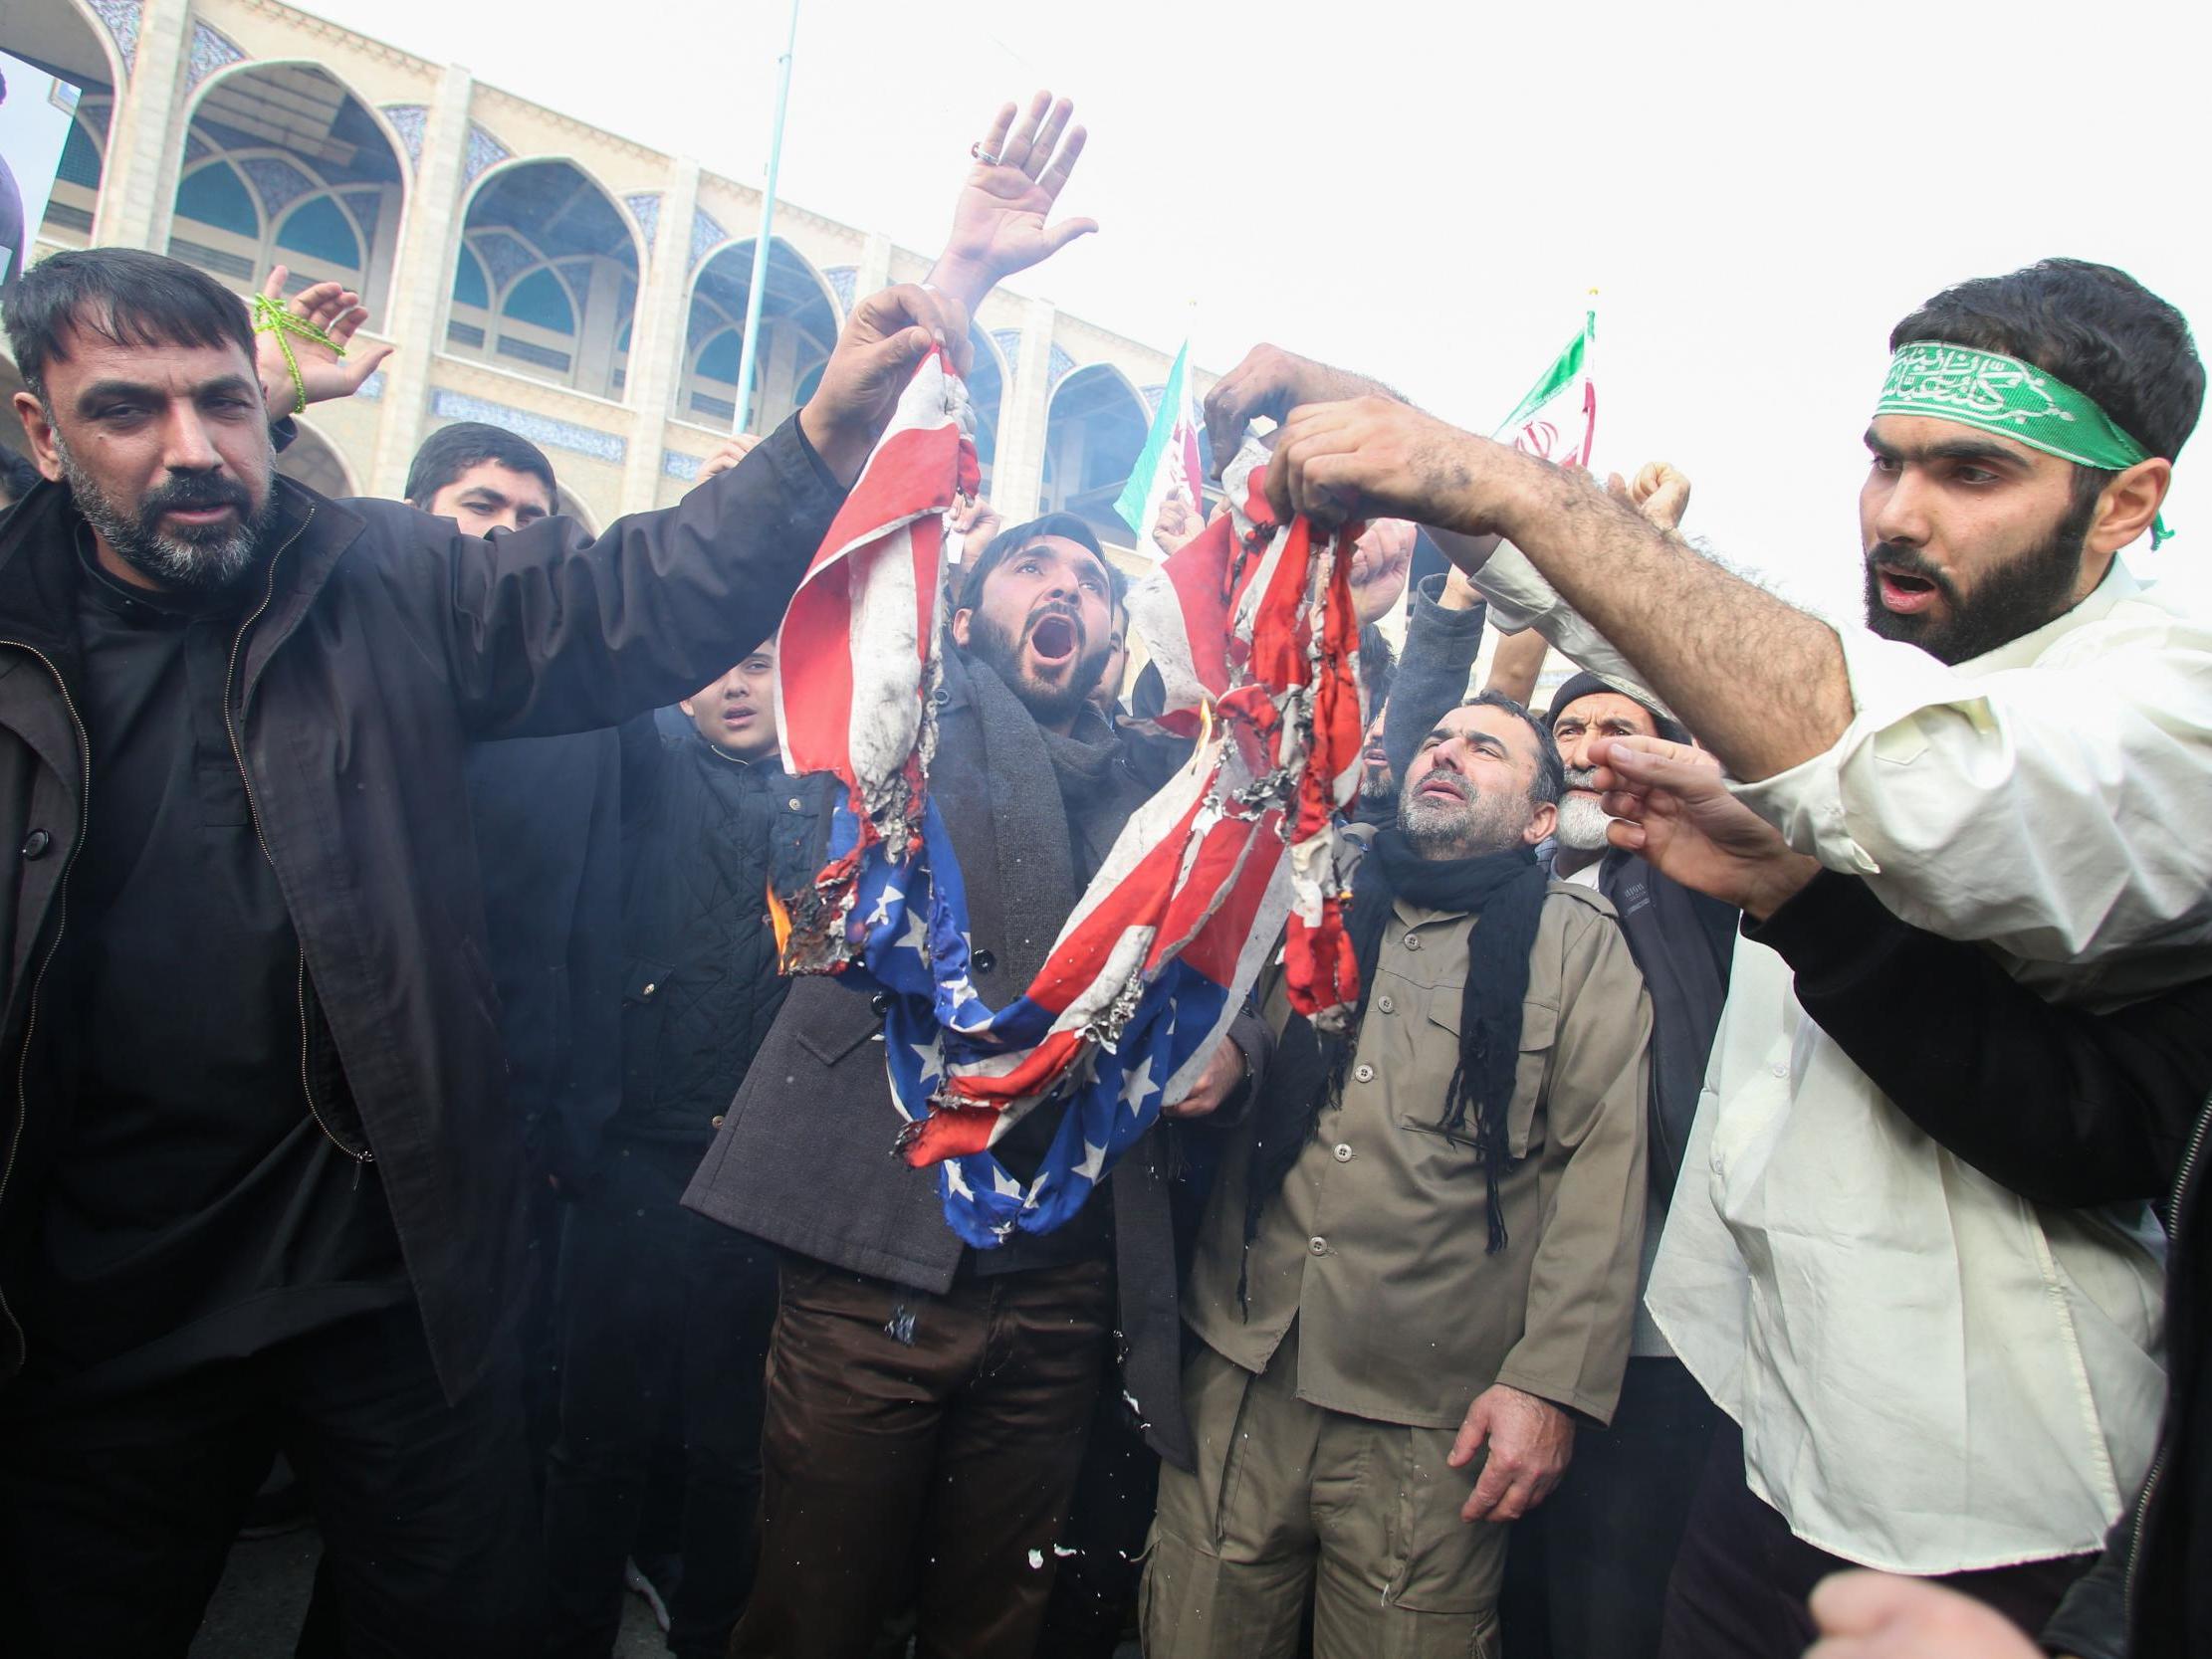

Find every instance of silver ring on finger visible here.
[971,143,1000,165]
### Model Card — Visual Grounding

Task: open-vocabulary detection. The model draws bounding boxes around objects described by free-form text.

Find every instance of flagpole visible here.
[733,0,802,435]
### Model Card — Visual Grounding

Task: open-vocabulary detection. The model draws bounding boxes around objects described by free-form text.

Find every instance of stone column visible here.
[616,156,702,515]
[95,0,194,250]
[990,295,1056,521]
[573,254,627,398]
[367,64,475,498]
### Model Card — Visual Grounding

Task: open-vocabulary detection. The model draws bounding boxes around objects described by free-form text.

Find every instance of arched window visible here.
[175,162,260,239]
[450,161,638,399]
[169,67,405,308]
[502,269,576,335]
[681,238,840,432]
[274,197,360,270]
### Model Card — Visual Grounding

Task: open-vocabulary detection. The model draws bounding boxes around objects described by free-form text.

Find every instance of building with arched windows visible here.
[5,0,1207,567]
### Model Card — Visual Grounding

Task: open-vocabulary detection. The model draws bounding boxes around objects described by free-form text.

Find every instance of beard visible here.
[1862,484,2099,666]
[1358,758,1396,807]
[1397,768,1532,858]
[964,604,1110,726]
[1554,768,1612,852]
[57,433,273,595]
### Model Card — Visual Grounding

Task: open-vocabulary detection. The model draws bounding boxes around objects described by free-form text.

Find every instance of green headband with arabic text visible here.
[1877,340,2173,546]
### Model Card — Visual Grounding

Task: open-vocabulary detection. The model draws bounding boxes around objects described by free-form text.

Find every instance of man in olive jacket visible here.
[1144,693,1653,1659]
[0,245,953,1656]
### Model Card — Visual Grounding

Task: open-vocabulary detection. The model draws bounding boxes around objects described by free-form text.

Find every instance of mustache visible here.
[1562,766,1601,791]
[140,472,253,521]
[1865,541,1960,604]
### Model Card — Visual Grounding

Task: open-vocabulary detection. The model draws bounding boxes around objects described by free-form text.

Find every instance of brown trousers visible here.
[728,1253,1115,1659]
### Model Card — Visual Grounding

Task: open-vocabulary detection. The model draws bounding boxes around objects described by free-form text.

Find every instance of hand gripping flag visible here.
[773,359,1367,1249]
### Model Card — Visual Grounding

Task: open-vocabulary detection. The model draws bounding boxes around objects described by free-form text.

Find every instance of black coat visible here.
[0,417,844,1399]
[467,727,622,1186]
[1751,870,2212,1659]
[612,716,808,1145]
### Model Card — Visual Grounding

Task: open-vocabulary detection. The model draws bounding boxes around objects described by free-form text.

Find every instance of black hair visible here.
[957,511,1121,613]
[1456,688,1565,808]
[1889,259,2203,475]
[4,248,255,400]
[1359,621,1397,712]
[403,421,557,510]
[0,446,42,511]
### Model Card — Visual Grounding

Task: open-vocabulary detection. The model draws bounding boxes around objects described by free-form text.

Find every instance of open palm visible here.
[933,93,1097,307]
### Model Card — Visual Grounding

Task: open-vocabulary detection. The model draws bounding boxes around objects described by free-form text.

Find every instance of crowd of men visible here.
[0,86,2204,1659]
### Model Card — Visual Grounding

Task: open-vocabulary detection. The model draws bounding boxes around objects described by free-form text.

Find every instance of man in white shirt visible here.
[1204,258,2205,1654]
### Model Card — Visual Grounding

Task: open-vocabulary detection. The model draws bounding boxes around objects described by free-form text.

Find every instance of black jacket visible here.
[0,416,844,1399]
[1751,870,2212,1659]
[467,728,622,1186]
[613,716,807,1145]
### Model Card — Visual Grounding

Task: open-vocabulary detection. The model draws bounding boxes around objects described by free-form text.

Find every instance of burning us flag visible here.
[770,352,1366,1249]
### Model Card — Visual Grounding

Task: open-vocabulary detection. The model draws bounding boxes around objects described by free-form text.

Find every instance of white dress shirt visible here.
[1477,548,2212,1571]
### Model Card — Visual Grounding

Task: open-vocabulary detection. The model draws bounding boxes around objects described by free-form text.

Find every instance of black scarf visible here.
[1239,828,1550,1309]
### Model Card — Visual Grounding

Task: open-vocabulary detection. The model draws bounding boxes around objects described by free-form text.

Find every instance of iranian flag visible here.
[1493,309,1597,467]
[1114,339,1204,559]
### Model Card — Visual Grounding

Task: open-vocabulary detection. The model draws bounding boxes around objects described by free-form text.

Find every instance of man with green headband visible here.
[1203,258,2206,1656]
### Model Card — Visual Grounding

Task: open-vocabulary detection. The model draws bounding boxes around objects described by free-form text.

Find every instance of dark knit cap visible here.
[1546,670,1690,746]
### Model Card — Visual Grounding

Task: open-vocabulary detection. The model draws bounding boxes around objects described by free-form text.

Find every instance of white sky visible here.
[301,0,2212,618]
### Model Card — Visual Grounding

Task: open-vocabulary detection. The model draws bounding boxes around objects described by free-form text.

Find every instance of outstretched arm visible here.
[1263,395,1852,780]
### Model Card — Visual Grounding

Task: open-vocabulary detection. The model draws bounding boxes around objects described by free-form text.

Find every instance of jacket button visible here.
[1402,933,1422,950]
[711,1114,725,1129]
[19,829,50,860]
[787,796,803,812]
[1333,1142,1353,1162]
[870,991,891,1016]
[1353,1063,1375,1084]
[1376,994,1394,1014]
[641,982,658,999]
[1308,1235,1328,1256]
[973,948,997,975]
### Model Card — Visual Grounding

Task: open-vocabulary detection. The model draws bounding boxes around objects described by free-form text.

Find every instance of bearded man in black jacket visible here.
[0,240,964,1657]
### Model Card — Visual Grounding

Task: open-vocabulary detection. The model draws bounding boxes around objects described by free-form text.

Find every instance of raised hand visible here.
[1449,1383,1574,1522]
[1348,518,1416,624]
[1606,460,1692,530]
[254,265,394,418]
[928,92,1097,311]
[799,284,972,488]
[1588,733,1819,919]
